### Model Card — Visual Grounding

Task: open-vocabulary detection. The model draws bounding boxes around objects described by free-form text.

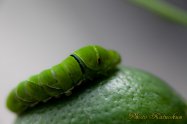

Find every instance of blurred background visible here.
[0,0,186,124]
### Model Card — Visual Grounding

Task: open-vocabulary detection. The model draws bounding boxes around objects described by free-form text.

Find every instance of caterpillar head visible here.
[74,45,121,72]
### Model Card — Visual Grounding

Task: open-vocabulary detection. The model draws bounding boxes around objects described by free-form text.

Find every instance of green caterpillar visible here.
[6,45,121,113]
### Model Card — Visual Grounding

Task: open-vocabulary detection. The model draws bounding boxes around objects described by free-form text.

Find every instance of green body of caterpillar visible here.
[6,45,121,113]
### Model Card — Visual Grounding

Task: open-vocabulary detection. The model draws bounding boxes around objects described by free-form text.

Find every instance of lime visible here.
[15,65,187,124]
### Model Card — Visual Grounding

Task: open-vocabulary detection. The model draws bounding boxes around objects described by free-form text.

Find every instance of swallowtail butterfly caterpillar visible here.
[6,45,121,113]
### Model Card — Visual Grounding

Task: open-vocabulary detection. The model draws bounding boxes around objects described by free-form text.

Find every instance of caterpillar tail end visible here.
[6,89,27,114]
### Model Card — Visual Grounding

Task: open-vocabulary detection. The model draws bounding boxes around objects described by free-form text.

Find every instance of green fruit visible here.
[15,66,187,124]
